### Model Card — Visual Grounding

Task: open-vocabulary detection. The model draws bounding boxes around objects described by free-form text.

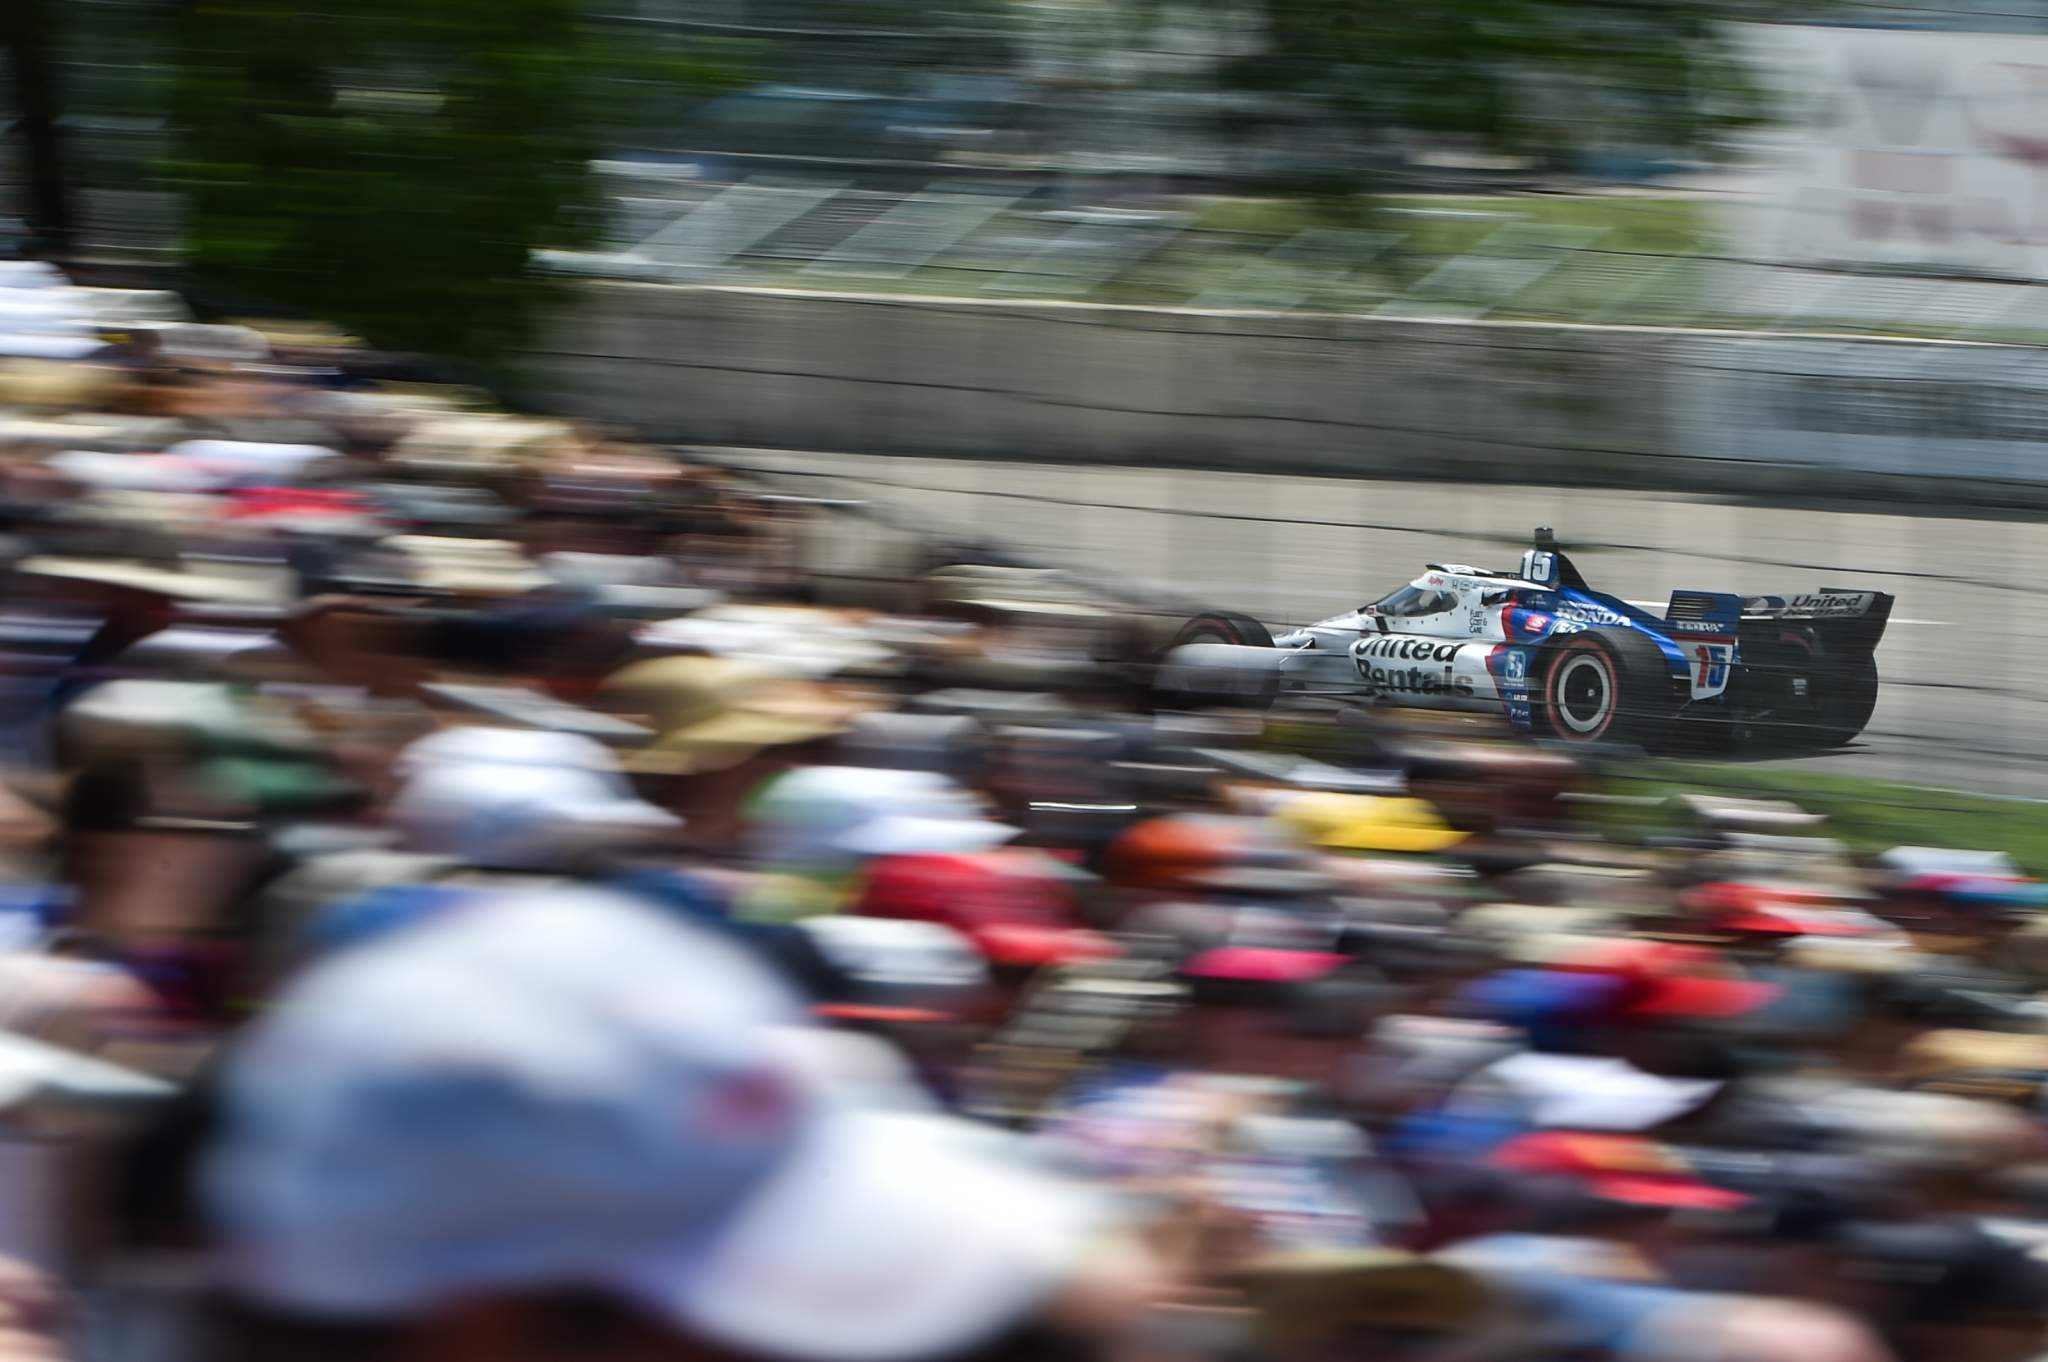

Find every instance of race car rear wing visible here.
[1739,589,1891,621]
[1739,589,1895,655]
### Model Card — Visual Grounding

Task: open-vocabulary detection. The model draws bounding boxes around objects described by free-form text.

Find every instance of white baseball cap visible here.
[748,766,1016,865]
[387,762,679,871]
[393,726,632,784]
[205,889,1101,1361]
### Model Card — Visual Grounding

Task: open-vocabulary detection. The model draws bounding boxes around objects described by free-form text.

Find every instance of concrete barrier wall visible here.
[520,282,2048,503]
[522,283,1673,483]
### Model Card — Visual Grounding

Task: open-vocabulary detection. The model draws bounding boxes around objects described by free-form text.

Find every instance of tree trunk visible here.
[2,0,75,256]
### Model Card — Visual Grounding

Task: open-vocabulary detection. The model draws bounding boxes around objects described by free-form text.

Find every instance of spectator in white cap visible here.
[201,888,1164,1362]
[385,727,682,875]
[737,766,1017,922]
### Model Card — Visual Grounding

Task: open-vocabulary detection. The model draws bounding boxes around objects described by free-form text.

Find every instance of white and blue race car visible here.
[1160,530,1891,749]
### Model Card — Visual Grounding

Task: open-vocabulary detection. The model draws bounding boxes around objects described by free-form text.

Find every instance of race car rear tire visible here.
[1162,611,1278,709]
[1815,652,1879,747]
[1535,631,1675,747]
[1735,629,1877,749]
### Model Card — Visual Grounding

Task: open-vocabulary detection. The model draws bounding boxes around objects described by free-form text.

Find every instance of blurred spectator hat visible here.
[62,679,315,756]
[59,679,358,816]
[1103,815,1302,893]
[1905,875,2048,911]
[1474,1051,1724,1132]
[1273,793,1468,854]
[17,551,291,605]
[1557,940,1782,1020]
[748,767,1015,863]
[360,535,552,596]
[413,683,654,746]
[1454,967,1634,1029]
[222,485,381,534]
[634,606,896,680]
[205,889,1101,1359]
[387,415,577,476]
[1879,846,2022,880]
[796,916,990,1024]
[1784,938,1918,976]
[1458,904,1628,957]
[0,357,118,409]
[393,726,630,783]
[601,657,852,776]
[1818,1087,2040,1175]
[1224,1249,1493,1346]
[165,439,341,484]
[854,852,1119,968]
[1488,1132,1749,1211]
[45,448,231,494]
[388,761,679,871]
[52,488,221,536]
[1897,1028,2048,1095]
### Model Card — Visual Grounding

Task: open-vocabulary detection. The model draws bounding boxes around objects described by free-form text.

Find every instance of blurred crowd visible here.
[0,256,2047,1362]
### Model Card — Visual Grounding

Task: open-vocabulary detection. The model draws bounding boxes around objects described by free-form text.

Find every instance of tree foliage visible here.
[170,0,737,365]
[1193,0,1780,187]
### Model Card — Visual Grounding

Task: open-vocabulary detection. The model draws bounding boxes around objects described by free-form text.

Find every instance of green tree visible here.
[1163,0,1779,193]
[170,0,739,366]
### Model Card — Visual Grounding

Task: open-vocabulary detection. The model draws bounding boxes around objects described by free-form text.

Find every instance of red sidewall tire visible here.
[1171,612,1275,650]
[1542,637,1621,743]
[1162,611,1277,710]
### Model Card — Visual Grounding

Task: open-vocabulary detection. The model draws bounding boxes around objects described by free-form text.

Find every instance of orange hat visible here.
[1102,815,1256,892]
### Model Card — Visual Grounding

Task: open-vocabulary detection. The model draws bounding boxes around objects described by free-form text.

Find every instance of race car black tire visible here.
[1161,611,1278,709]
[1171,611,1276,651]
[1535,631,1674,747]
[1815,652,1879,747]
[1737,629,1877,749]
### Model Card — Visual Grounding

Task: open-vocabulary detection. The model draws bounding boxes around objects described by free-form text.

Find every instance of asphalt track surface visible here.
[708,448,2048,800]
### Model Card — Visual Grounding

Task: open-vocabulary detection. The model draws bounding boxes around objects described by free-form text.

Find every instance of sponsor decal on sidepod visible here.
[1350,637,1475,696]
[1557,600,1634,628]
[1355,637,1462,662]
[1492,645,1533,727]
